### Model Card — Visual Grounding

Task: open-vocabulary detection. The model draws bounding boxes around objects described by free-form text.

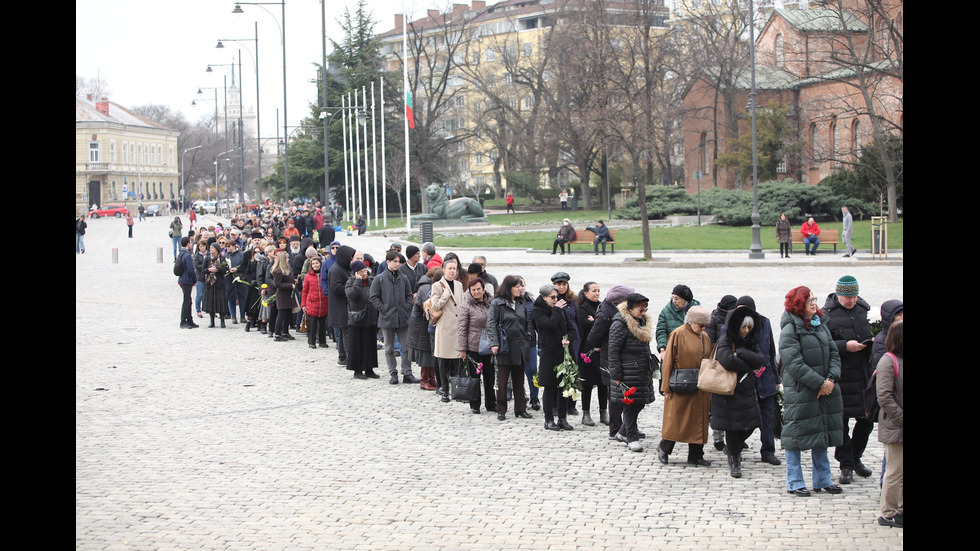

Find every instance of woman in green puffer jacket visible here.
[778,286,844,497]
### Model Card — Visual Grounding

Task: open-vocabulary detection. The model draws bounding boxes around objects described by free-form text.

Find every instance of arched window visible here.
[775,33,784,68]
[809,123,819,168]
[829,118,839,168]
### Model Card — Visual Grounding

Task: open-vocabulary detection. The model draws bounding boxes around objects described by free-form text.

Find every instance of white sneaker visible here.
[628,441,644,452]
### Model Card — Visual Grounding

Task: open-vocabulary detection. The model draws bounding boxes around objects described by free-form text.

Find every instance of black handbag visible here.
[348,308,367,324]
[668,334,706,394]
[450,363,481,402]
[478,327,509,356]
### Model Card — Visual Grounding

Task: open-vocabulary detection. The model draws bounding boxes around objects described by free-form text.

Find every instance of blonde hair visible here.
[271,251,291,275]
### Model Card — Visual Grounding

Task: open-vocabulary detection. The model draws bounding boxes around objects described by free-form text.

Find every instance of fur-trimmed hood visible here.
[616,302,654,343]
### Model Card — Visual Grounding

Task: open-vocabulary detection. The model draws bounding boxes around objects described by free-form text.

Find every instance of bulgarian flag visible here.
[405,90,415,129]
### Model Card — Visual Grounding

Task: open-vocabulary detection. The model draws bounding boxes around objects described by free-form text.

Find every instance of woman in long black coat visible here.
[533,284,570,431]
[202,243,228,327]
[576,282,602,425]
[586,284,635,440]
[711,306,765,478]
[345,260,380,379]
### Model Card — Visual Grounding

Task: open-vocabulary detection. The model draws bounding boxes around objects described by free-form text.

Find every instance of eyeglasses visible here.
[695,323,707,329]
[806,297,818,304]
[548,294,559,300]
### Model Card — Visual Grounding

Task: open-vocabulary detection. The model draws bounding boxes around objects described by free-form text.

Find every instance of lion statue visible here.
[414,183,486,221]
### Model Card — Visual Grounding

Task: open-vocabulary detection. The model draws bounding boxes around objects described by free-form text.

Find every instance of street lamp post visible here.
[216,22,262,204]
[233,1,289,201]
[747,0,765,259]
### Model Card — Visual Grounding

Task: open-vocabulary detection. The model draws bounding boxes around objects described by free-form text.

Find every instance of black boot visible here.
[220,315,226,328]
[244,319,252,332]
[729,454,742,478]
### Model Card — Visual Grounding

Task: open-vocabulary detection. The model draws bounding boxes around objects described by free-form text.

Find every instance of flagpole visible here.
[371,81,379,228]
[403,18,411,233]
[380,75,388,226]
[362,85,371,228]
[341,95,350,224]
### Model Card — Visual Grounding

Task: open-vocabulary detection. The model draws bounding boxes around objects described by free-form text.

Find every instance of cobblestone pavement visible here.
[77,216,903,550]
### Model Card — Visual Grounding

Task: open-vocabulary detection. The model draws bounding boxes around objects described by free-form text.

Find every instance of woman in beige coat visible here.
[876,320,903,528]
[430,257,464,401]
[658,305,713,466]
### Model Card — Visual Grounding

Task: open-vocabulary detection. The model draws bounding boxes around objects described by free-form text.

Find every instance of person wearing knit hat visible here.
[823,274,874,485]
[398,245,426,292]
[656,284,701,355]
[658,304,713,466]
[732,295,782,466]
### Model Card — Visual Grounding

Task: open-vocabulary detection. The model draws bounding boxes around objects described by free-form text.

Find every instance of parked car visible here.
[202,201,217,214]
[89,205,130,218]
[145,204,162,217]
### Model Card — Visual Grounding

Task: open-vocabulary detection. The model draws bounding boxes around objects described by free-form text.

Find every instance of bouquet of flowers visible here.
[580,348,598,364]
[557,335,583,401]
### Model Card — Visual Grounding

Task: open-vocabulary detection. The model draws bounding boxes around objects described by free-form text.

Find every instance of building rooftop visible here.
[75,96,172,130]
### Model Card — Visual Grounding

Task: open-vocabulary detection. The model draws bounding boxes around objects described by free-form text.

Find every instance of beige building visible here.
[76,95,180,214]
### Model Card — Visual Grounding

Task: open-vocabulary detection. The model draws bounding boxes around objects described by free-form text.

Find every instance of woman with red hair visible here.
[778,286,844,497]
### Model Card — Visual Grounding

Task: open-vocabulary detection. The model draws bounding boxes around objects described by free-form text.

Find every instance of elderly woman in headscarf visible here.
[658,305,713,467]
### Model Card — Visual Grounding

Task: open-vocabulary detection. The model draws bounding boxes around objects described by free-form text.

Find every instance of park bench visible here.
[792,229,840,252]
[568,228,616,253]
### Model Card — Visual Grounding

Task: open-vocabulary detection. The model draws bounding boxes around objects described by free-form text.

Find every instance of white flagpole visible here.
[371,81,379,228]
[341,95,350,224]
[362,86,371,228]
[380,75,388,226]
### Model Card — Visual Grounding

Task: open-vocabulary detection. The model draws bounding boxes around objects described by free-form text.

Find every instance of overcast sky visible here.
[76,0,442,135]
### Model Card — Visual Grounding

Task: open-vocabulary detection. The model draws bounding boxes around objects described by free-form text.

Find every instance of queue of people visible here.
[174,221,901,524]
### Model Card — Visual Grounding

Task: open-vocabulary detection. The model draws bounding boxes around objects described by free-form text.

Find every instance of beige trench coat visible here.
[660,323,712,444]
[430,278,464,359]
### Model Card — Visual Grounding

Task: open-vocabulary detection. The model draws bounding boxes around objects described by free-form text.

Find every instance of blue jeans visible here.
[172,236,181,259]
[803,236,820,254]
[195,281,205,313]
[785,448,833,491]
[76,232,85,253]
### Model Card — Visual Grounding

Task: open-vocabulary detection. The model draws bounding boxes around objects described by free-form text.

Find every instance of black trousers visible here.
[542,385,568,422]
[835,416,874,470]
[179,283,193,324]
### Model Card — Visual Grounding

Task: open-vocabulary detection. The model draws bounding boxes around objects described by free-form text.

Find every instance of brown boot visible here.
[420,367,437,390]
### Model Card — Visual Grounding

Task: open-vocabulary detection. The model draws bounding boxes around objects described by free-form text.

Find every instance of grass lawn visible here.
[420,219,902,251]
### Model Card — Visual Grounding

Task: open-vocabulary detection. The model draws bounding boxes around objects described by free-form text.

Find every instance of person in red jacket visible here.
[505,192,516,214]
[800,217,821,255]
[302,257,329,349]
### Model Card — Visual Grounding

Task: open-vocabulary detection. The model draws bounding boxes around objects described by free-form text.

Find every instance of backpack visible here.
[173,250,187,277]
[862,351,899,422]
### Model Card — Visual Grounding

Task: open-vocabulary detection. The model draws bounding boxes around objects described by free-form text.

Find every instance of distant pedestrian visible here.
[138,204,146,221]
[169,217,183,259]
[177,237,198,329]
[841,206,856,257]
[505,192,516,214]
[776,213,792,258]
[559,189,569,211]
[76,215,88,254]
[126,212,135,238]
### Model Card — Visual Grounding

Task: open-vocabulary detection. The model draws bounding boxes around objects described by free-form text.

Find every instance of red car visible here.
[89,205,130,218]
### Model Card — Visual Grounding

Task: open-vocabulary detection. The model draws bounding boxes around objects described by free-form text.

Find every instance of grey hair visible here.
[421,242,436,255]
[539,284,558,298]
[740,316,755,331]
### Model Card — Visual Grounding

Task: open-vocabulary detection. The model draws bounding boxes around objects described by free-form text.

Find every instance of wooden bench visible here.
[791,229,840,252]
[568,228,616,253]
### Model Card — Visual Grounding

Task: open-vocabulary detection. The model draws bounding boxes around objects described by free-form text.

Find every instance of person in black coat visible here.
[327,245,356,364]
[608,293,656,452]
[576,282,604,425]
[711,307,765,478]
[485,275,534,421]
[587,284,635,440]
[533,285,571,431]
[345,260,380,379]
[823,275,874,484]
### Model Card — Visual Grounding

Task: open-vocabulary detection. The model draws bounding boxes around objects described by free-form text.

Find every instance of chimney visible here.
[394,13,403,31]
[86,93,93,101]
[472,1,485,10]
[96,97,110,116]
[427,9,439,19]
[453,3,467,15]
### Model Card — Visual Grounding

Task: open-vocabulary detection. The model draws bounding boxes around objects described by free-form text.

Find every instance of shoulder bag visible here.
[668,334,704,394]
[697,342,737,396]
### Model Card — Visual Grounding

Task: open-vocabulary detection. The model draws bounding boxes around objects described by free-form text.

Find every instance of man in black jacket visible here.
[824,275,874,484]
